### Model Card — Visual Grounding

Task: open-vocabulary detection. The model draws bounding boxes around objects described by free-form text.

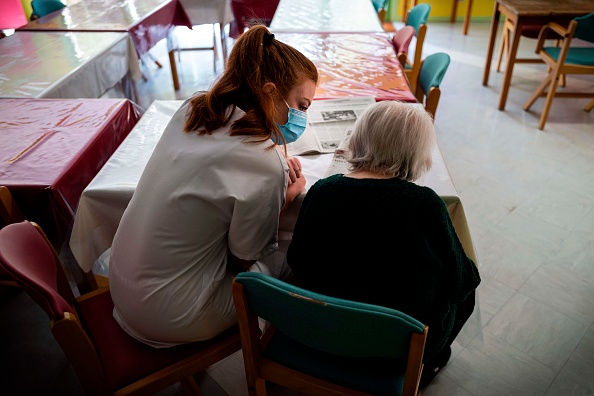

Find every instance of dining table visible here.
[16,0,192,91]
[275,32,416,102]
[482,0,594,110]
[69,100,479,277]
[0,31,140,100]
[0,98,142,290]
[269,0,383,33]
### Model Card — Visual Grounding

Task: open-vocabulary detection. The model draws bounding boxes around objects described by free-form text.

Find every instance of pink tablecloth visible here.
[0,98,142,249]
[16,0,192,57]
[275,33,416,102]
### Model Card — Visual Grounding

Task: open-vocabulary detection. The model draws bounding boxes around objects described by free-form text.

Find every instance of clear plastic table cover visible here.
[270,0,383,33]
[275,33,416,102]
[69,100,478,275]
[0,98,143,248]
[16,0,192,56]
[0,31,139,99]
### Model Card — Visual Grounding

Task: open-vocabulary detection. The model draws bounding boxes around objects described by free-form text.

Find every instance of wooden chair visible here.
[414,52,451,121]
[402,3,431,92]
[0,186,24,288]
[30,0,65,20]
[232,272,428,396]
[0,220,242,396]
[523,13,594,130]
[371,0,395,33]
[0,186,23,227]
[391,26,416,68]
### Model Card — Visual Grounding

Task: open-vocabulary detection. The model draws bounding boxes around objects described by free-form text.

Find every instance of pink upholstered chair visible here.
[0,220,241,396]
[391,25,415,68]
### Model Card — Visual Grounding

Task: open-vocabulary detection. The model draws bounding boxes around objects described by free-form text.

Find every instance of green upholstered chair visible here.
[523,12,594,130]
[415,52,451,121]
[402,3,431,91]
[232,271,428,396]
[30,0,65,19]
[371,0,394,32]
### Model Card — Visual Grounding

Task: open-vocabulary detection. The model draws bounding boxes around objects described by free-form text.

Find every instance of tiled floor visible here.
[1,20,594,396]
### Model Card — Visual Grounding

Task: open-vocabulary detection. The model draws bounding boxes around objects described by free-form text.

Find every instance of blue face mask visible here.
[275,99,308,144]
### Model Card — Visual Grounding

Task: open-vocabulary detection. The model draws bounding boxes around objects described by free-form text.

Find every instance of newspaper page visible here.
[286,96,375,156]
[324,128,353,177]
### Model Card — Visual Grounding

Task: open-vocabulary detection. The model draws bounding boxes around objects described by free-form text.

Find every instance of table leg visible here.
[450,0,458,23]
[482,2,501,86]
[498,19,522,110]
[463,0,473,35]
[169,49,180,91]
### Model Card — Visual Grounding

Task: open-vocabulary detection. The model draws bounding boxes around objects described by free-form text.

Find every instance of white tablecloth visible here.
[270,0,383,33]
[179,0,233,26]
[0,32,140,100]
[70,100,479,274]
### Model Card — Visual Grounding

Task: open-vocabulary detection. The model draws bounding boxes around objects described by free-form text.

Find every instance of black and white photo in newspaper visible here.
[286,96,375,156]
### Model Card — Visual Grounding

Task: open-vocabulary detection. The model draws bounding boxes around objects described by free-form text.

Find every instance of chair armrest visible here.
[535,22,569,53]
[76,285,111,303]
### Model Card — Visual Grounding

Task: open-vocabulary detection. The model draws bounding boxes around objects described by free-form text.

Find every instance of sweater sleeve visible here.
[425,189,481,303]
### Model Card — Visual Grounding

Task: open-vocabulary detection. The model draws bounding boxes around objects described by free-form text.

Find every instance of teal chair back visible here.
[415,52,450,120]
[573,12,594,43]
[233,272,428,395]
[406,3,430,36]
[31,0,65,19]
[418,52,450,96]
[371,0,388,13]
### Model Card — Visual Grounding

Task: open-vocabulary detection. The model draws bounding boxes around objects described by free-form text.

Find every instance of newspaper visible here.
[324,129,353,177]
[286,96,376,156]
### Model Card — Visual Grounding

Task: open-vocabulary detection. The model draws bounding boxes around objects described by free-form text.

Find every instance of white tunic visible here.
[109,100,288,347]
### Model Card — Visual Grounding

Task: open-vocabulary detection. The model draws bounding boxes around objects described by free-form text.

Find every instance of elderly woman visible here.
[286,100,481,387]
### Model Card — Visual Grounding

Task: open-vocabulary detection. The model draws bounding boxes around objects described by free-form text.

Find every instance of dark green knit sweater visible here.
[287,174,481,360]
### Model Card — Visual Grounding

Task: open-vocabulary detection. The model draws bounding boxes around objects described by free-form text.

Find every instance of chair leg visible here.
[523,74,552,110]
[181,376,202,396]
[538,71,563,130]
[496,24,509,72]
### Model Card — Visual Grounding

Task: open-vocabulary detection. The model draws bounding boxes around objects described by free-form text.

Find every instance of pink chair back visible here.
[0,221,76,321]
[392,26,415,54]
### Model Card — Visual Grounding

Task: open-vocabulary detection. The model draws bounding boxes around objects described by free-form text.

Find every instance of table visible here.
[482,0,594,110]
[269,0,383,33]
[0,98,142,253]
[69,100,479,275]
[16,0,192,91]
[175,0,234,64]
[275,33,416,102]
[0,31,140,100]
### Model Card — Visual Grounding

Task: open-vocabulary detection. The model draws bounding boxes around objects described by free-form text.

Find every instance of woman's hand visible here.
[282,156,306,215]
[286,156,303,185]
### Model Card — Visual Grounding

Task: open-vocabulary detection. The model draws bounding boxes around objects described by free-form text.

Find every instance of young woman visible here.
[109,25,318,348]
[287,101,481,387]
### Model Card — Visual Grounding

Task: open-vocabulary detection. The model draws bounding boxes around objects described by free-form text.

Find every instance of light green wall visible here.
[387,0,494,22]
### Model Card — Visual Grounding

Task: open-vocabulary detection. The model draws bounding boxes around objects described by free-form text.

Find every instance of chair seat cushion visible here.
[264,330,407,396]
[544,47,594,66]
[76,290,238,391]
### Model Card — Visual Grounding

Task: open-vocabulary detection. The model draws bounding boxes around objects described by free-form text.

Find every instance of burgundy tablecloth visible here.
[0,98,143,249]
